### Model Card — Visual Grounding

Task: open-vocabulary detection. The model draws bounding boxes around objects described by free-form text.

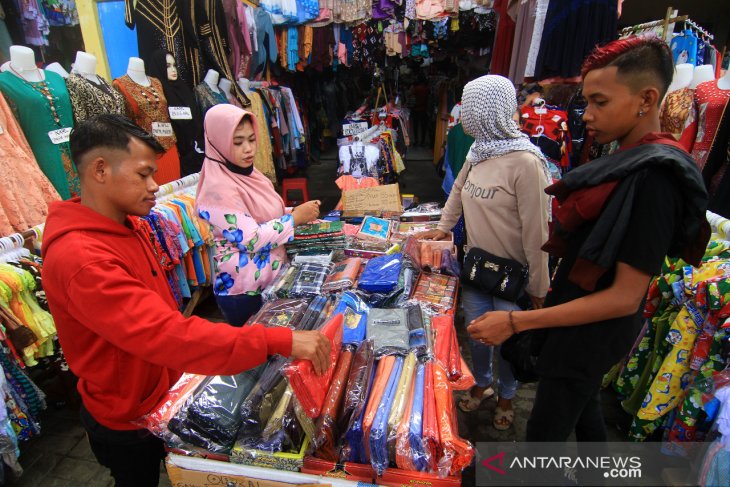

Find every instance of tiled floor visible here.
[7,148,632,485]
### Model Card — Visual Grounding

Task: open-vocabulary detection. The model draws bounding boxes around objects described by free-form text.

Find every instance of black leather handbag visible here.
[460,247,529,302]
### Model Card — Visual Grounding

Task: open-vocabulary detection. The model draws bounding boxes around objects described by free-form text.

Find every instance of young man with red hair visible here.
[467,37,710,440]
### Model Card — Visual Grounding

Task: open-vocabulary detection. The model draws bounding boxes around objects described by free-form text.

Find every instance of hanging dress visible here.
[0,92,60,234]
[65,73,126,123]
[0,70,78,199]
[113,74,181,184]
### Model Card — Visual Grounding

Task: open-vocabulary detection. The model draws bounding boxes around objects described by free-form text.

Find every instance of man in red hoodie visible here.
[42,114,331,486]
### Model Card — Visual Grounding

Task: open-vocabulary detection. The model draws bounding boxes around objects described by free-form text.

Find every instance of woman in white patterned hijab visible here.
[462,75,552,184]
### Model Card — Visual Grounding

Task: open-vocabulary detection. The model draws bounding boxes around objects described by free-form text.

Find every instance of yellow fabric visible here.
[637,304,701,421]
[387,351,417,433]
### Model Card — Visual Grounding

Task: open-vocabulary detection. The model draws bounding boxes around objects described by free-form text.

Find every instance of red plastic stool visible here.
[280,178,310,207]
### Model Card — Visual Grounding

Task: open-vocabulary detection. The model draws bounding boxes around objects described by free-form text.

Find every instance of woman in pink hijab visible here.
[196,104,320,325]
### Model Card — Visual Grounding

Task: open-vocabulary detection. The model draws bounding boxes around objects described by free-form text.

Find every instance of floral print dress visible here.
[198,207,294,297]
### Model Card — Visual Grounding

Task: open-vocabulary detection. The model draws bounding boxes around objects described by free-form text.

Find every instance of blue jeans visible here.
[215,294,263,327]
[461,285,519,400]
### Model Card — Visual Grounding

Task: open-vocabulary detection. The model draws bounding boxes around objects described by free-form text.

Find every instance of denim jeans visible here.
[215,293,263,326]
[461,285,519,400]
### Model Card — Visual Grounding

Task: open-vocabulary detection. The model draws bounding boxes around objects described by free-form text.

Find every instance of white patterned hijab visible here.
[461,75,551,183]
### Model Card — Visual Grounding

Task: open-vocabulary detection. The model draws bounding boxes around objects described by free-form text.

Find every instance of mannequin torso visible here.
[237,77,251,94]
[218,78,233,99]
[73,52,100,84]
[718,70,730,91]
[7,46,45,82]
[126,57,151,87]
[204,70,221,93]
[690,65,714,89]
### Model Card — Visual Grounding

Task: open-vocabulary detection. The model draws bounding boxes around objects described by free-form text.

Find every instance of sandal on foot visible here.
[457,387,495,412]
[493,406,514,431]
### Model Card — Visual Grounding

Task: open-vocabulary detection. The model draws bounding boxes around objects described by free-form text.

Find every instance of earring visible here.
[638,110,645,117]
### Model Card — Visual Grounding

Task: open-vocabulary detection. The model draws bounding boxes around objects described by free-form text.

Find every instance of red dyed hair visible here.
[581,37,668,78]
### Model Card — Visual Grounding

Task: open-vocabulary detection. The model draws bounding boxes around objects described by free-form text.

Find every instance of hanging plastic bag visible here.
[312,347,355,461]
[285,313,344,418]
[433,362,475,476]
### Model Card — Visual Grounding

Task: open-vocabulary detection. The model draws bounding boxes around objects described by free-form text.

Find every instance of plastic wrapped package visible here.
[340,362,377,464]
[394,368,416,470]
[236,397,305,455]
[312,347,355,461]
[406,304,429,357]
[361,356,397,463]
[387,352,417,460]
[272,265,298,298]
[135,373,207,441]
[322,258,363,293]
[433,315,462,381]
[332,291,370,346]
[293,396,316,439]
[238,356,290,440]
[298,295,329,331]
[337,340,375,436]
[403,362,431,471]
[422,362,440,473]
[289,262,334,298]
[411,273,458,313]
[247,298,312,328]
[440,249,460,277]
[367,308,410,357]
[184,365,266,447]
[358,253,403,293]
[433,362,475,476]
[402,236,422,269]
[369,355,404,475]
[262,262,291,301]
[284,313,344,418]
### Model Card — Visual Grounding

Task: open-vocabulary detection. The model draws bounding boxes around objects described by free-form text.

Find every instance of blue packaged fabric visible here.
[369,356,404,475]
[358,253,403,293]
[409,363,429,472]
[341,365,377,464]
[333,291,370,345]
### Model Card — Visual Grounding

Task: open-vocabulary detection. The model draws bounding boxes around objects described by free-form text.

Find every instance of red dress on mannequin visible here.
[680,80,730,171]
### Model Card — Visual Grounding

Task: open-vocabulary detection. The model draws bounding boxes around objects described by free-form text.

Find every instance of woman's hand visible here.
[416,229,448,241]
[292,200,321,226]
[466,311,514,346]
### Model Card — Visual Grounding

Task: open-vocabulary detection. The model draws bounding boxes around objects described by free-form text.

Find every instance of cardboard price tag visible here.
[151,122,174,137]
[168,106,193,120]
[48,127,72,144]
[342,121,369,136]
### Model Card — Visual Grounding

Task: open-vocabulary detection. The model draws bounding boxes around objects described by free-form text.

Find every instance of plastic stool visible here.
[281,178,310,207]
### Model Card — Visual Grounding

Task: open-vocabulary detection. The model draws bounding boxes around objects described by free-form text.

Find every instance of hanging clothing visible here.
[0,71,79,200]
[251,8,278,79]
[194,82,229,116]
[147,50,205,176]
[65,73,126,124]
[0,92,60,235]
[508,0,537,84]
[489,0,516,76]
[195,104,294,297]
[660,87,695,144]
[113,75,181,184]
[680,80,730,171]
[670,30,698,66]
[124,0,192,88]
[247,90,277,184]
[533,0,617,80]
[180,0,250,106]
[523,0,548,78]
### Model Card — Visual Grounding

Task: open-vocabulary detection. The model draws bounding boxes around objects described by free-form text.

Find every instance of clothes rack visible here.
[683,19,714,41]
[618,7,688,41]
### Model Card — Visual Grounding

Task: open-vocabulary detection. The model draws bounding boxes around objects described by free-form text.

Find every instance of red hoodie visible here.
[41,199,293,430]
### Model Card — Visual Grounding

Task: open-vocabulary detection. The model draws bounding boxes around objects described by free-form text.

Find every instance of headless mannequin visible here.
[718,69,730,91]
[690,65,715,89]
[46,63,69,79]
[72,51,100,83]
[204,69,221,92]
[126,57,151,87]
[666,63,694,95]
[218,78,233,100]
[7,46,45,82]
[237,77,251,94]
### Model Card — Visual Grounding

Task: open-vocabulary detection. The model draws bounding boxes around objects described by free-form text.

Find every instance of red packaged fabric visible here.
[432,315,475,391]
[422,362,440,472]
[433,362,475,476]
[285,313,344,418]
[135,373,207,439]
[312,348,355,460]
